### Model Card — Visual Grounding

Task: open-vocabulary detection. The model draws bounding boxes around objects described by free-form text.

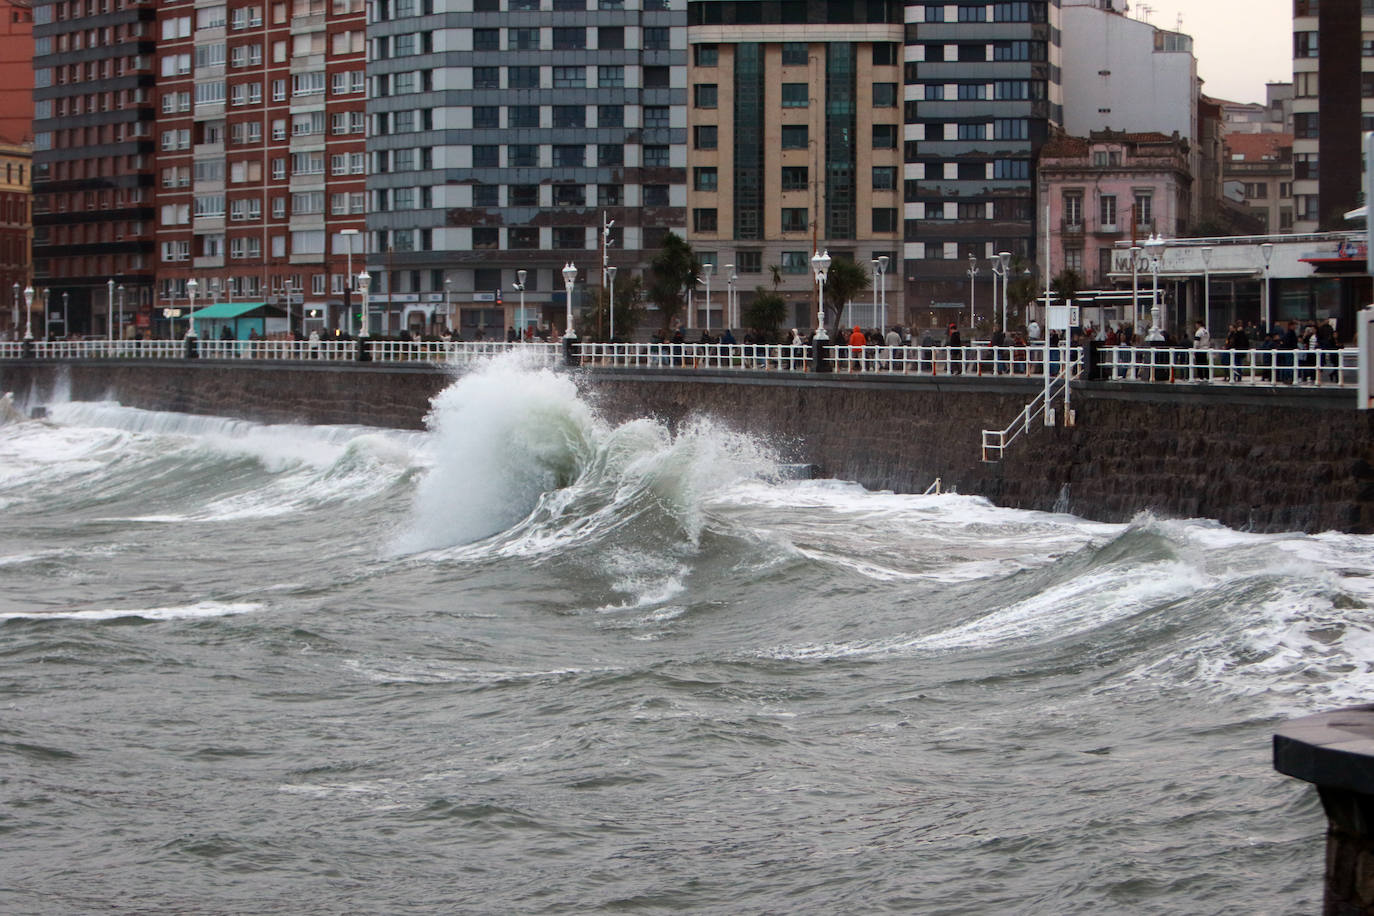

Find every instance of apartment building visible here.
[1292,0,1371,233]
[1039,129,1191,286]
[903,0,1062,329]
[1224,132,1294,235]
[32,0,157,336]
[683,2,904,330]
[367,0,686,338]
[154,0,366,335]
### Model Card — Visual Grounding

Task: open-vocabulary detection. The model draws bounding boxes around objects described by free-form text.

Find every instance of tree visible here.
[823,259,871,336]
[742,288,787,342]
[1005,258,1040,331]
[647,232,697,333]
[768,264,783,292]
[1051,268,1083,303]
[586,273,646,341]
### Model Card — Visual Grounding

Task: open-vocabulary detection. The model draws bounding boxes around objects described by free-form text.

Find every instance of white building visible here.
[1059,1,1199,154]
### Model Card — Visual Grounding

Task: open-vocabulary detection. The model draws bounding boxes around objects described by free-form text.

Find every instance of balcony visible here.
[1094,222,1121,236]
[1061,219,1083,236]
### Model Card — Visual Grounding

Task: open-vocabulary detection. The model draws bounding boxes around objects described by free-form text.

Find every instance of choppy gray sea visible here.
[1,354,1368,914]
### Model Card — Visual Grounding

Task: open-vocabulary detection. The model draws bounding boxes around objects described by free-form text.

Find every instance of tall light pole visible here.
[1144,233,1164,342]
[874,255,888,329]
[1200,246,1213,333]
[9,281,16,340]
[561,262,578,340]
[282,279,293,338]
[997,251,1010,331]
[341,228,359,334]
[606,265,617,342]
[724,264,734,331]
[61,291,69,338]
[117,285,125,340]
[444,278,452,334]
[729,265,738,327]
[1260,242,1274,332]
[186,278,198,339]
[106,278,114,341]
[987,255,999,333]
[357,270,370,338]
[811,249,830,339]
[700,262,714,334]
[22,284,33,341]
[1130,244,1143,338]
[515,269,527,338]
[966,254,979,331]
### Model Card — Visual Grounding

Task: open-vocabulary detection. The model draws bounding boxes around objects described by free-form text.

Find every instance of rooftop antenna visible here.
[1137,3,1152,23]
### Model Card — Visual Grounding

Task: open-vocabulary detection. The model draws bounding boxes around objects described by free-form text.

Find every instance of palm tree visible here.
[742,287,787,342]
[647,232,697,333]
[823,259,871,337]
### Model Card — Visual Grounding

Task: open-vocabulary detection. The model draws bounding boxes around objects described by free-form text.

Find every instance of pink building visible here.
[1038,130,1193,287]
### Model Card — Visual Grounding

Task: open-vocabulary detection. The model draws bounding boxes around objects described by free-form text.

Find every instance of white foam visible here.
[0,601,264,622]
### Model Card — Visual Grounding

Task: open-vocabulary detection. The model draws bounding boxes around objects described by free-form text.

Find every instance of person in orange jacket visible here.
[848,325,866,372]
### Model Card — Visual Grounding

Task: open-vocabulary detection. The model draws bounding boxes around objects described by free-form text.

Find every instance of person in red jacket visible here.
[849,325,866,372]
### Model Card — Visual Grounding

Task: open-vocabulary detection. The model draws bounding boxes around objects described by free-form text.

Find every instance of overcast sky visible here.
[1122,0,1292,104]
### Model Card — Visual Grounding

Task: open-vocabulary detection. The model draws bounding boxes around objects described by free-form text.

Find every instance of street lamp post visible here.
[996,252,1010,332]
[356,269,371,361]
[811,250,831,371]
[9,282,16,341]
[874,256,889,329]
[1130,245,1143,338]
[724,264,734,331]
[444,278,452,335]
[186,278,199,358]
[1144,233,1164,342]
[729,265,738,328]
[1260,242,1274,332]
[514,269,527,339]
[1200,246,1213,333]
[987,255,999,334]
[701,262,714,335]
[107,279,114,342]
[42,290,49,340]
[117,285,125,342]
[61,291,69,339]
[562,262,578,365]
[966,254,979,331]
[606,265,617,343]
[22,284,33,341]
[282,279,293,339]
[340,228,359,334]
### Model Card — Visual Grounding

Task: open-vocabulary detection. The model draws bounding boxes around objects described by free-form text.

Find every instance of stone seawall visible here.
[4,359,1371,533]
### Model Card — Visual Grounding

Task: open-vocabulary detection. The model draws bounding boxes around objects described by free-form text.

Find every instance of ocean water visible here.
[1,353,1370,914]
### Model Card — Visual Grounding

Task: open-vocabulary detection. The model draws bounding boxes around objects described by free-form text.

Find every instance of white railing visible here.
[0,338,1360,390]
[981,353,1082,463]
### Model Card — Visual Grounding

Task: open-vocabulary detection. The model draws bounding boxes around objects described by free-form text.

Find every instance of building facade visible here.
[1292,0,1370,233]
[682,2,904,331]
[1039,130,1192,288]
[368,0,687,338]
[902,0,1063,330]
[32,0,157,337]
[1223,131,1294,235]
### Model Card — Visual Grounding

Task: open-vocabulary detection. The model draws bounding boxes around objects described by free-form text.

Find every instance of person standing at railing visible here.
[308,329,321,360]
[1225,321,1250,381]
[945,323,963,375]
[1192,320,1210,381]
[884,325,901,372]
[990,325,1007,375]
[848,325,866,373]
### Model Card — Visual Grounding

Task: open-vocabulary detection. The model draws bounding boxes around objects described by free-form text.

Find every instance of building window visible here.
[553,27,585,50]
[694,125,717,149]
[872,208,897,232]
[781,42,808,66]
[553,227,584,249]
[599,26,625,49]
[1294,31,1318,58]
[872,124,897,149]
[509,227,539,249]
[694,167,718,191]
[508,66,539,89]
[1063,192,1082,227]
[473,106,499,129]
[643,27,668,50]
[553,105,585,129]
[1065,247,1083,272]
[644,146,670,167]
[781,251,808,273]
[1099,195,1117,229]
[872,83,896,107]
[597,144,623,166]
[644,106,670,128]
[644,184,669,206]
[472,227,499,249]
[552,184,585,206]
[781,125,807,149]
[693,208,718,232]
[473,28,498,51]
[509,145,539,167]
[1295,112,1319,139]
[1134,193,1154,227]
[598,184,622,206]
[473,145,499,168]
[553,145,585,167]
[598,65,624,87]
[872,43,898,66]
[781,83,808,107]
[872,166,896,190]
[695,44,717,67]
[598,105,624,128]
[781,166,808,191]
[473,67,499,90]
[694,83,718,108]
[553,66,585,88]
[509,105,540,128]
[780,207,807,232]
[510,185,539,206]
[737,251,762,273]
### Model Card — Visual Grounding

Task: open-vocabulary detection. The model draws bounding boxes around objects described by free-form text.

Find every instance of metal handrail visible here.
[0,339,1359,390]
